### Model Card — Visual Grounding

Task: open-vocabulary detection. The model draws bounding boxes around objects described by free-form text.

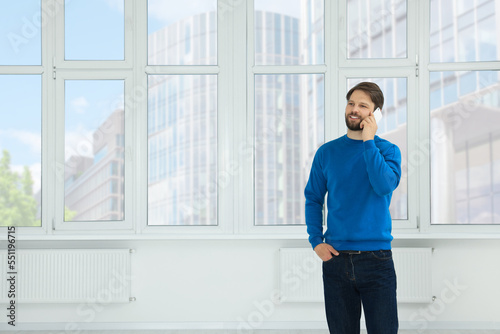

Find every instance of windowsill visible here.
[7,229,500,241]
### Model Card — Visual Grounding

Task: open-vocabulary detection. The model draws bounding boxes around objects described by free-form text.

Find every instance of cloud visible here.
[65,126,95,159]
[105,0,124,13]
[0,129,41,156]
[71,96,89,114]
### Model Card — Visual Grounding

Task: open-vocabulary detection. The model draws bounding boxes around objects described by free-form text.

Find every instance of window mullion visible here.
[42,0,59,234]
[134,0,149,233]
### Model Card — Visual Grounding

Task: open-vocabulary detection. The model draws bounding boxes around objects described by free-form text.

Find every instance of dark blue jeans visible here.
[322,250,398,334]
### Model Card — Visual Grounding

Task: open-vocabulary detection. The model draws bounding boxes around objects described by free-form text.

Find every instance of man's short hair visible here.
[346,82,384,111]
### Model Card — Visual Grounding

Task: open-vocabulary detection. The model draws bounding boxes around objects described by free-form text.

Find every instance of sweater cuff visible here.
[310,237,324,250]
[363,139,377,150]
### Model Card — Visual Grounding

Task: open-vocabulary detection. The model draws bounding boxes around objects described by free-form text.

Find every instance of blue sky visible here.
[0,0,41,65]
[0,75,42,192]
[65,0,124,60]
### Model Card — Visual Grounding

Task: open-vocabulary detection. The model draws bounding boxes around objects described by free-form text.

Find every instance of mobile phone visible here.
[373,108,382,123]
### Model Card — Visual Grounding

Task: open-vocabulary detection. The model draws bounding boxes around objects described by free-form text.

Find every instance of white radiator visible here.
[0,249,133,303]
[279,247,433,303]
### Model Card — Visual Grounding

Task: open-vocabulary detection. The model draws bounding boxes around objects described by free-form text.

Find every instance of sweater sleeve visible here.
[304,149,328,249]
[363,140,401,197]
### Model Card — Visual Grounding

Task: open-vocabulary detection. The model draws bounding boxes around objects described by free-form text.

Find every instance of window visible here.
[148,0,217,65]
[430,71,500,224]
[0,75,42,227]
[1,0,500,235]
[64,80,125,221]
[65,0,125,60]
[430,0,499,63]
[254,74,324,225]
[347,0,407,59]
[146,0,219,226]
[0,2,43,228]
[147,75,218,226]
[250,0,325,229]
[254,0,324,65]
[429,0,500,226]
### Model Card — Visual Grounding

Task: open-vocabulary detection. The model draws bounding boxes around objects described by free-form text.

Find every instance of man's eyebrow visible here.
[348,99,370,106]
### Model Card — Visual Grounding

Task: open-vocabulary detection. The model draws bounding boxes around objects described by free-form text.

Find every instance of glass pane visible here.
[148,75,217,225]
[254,0,324,65]
[65,0,124,60]
[0,75,42,227]
[148,0,217,65]
[0,0,41,65]
[430,0,500,62]
[431,71,500,224]
[347,78,408,220]
[255,74,324,225]
[64,80,125,221]
[347,0,407,59]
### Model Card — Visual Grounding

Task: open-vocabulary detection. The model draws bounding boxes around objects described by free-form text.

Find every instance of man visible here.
[304,82,401,334]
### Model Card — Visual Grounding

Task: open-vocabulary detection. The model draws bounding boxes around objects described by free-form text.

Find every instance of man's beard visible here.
[345,114,362,131]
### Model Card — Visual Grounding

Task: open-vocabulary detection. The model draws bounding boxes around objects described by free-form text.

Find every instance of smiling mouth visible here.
[349,115,360,120]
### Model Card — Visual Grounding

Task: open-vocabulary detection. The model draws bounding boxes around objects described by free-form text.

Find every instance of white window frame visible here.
[54,0,134,69]
[1,0,499,239]
[416,0,500,235]
[338,0,418,69]
[53,71,135,232]
[49,0,134,232]
[237,0,333,235]
[138,0,234,236]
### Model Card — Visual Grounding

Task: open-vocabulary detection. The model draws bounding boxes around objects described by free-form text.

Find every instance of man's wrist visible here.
[310,237,323,250]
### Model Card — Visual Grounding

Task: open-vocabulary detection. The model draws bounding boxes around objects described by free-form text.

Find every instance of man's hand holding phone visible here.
[360,107,381,142]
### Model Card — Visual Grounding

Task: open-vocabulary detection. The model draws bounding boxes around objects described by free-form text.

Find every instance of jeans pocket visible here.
[323,256,337,263]
[370,250,392,260]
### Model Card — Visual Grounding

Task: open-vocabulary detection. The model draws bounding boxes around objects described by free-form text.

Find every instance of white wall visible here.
[4,238,500,331]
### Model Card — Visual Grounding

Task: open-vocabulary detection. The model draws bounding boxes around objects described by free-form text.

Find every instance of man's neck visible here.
[347,129,363,140]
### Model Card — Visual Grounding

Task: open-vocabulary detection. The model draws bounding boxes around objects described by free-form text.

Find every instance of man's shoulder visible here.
[318,136,345,151]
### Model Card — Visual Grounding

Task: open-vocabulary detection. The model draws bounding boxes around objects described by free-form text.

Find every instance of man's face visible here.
[345,90,375,131]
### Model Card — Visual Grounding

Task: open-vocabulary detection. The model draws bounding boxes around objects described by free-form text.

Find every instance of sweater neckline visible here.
[343,134,365,144]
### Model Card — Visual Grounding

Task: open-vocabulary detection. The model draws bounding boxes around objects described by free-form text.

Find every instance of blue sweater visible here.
[304,135,401,251]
